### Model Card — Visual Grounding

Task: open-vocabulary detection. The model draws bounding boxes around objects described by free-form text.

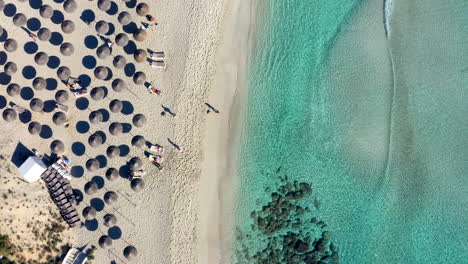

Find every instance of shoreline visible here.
[198,0,258,262]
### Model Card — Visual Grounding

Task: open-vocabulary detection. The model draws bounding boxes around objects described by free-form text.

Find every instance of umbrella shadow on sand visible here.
[10,142,35,167]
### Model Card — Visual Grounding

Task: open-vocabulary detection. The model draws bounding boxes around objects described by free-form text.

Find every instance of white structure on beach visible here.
[18,156,47,183]
[62,248,88,264]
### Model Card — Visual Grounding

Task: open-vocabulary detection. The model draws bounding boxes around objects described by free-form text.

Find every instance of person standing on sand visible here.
[205,103,220,114]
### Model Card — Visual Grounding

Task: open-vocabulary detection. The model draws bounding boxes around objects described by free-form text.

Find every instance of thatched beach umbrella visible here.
[57,66,71,80]
[88,133,103,148]
[89,111,103,124]
[112,55,126,69]
[30,98,44,112]
[104,191,118,205]
[132,114,146,128]
[129,157,142,170]
[111,79,126,92]
[96,44,111,59]
[55,90,69,103]
[28,121,42,135]
[50,140,65,154]
[94,66,109,80]
[86,158,100,172]
[131,135,145,148]
[90,87,106,101]
[106,145,120,158]
[60,43,74,56]
[124,246,138,260]
[82,206,96,219]
[109,122,123,136]
[103,213,117,227]
[4,39,18,53]
[63,0,77,13]
[95,20,109,35]
[109,99,123,113]
[118,11,132,25]
[34,52,49,65]
[13,13,27,27]
[97,0,111,11]
[136,3,149,16]
[133,29,147,42]
[38,28,51,41]
[39,5,53,19]
[133,72,146,85]
[61,20,75,34]
[105,168,119,181]
[32,77,46,90]
[52,111,67,125]
[133,49,147,63]
[6,83,20,97]
[2,109,17,122]
[131,178,144,192]
[98,235,112,249]
[4,62,17,76]
[115,33,129,47]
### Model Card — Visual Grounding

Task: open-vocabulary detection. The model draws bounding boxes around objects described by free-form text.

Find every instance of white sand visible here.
[0,0,251,263]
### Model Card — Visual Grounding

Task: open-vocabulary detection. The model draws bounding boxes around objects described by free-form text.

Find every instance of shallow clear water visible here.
[234,0,468,263]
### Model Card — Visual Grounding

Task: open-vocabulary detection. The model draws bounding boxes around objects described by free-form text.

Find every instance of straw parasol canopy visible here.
[86,158,100,172]
[60,43,74,56]
[131,179,145,193]
[61,20,75,34]
[111,79,126,92]
[50,140,65,154]
[39,5,53,19]
[38,28,51,41]
[131,135,146,148]
[106,145,120,158]
[82,206,96,219]
[6,83,20,97]
[112,55,126,69]
[109,99,123,113]
[109,122,123,136]
[34,52,49,65]
[2,109,17,122]
[132,114,146,128]
[103,213,117,227]
[124,246,138,260]
[90,87,106,101]
[30,98,44,112]
[133,49,147,63]
[4,39,18,53]
[136,3,149,16]
[4,62,17,76]
[129,157,142,170]
[28,121,42,135]
[133,72,146,85]
[133,29,147,42]
[57,66,71,80]
[104,191,118,205]
[105,168,119,181]
[94,66,109,80]
[95,20,109,35]
[115,33,129,47]
[96,44,111,59]
[13,13,27,27]
[63,0,77,13]
[52,111,67,125]
[88,133,103,148]
[55,90,69,103]
[98,235,112,249]
[97,0,111,11]
[32,77,46,90]
[89,111,103,124]
[118,11,132,25]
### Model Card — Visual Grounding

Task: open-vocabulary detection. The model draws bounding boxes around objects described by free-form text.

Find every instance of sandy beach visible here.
[0,0,242,263]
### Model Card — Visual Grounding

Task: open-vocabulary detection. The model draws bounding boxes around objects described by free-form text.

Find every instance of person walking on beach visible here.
[161,105,176,117]
[205,103,220,114]
[167,138,183,152]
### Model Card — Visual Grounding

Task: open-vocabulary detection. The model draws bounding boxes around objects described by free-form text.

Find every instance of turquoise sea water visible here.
[234,0,468,263]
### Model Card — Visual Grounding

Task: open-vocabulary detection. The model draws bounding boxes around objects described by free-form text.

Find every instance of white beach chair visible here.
[149,60,166,69]
[150,51,166,60]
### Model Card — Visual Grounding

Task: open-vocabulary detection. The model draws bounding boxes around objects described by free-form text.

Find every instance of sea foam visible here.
[384,0,393,38]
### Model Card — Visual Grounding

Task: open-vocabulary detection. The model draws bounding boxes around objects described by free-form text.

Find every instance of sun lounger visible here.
[53,193,67,202]
[73,89,88,98]
[150,145,164,153]
[150,51,165,59]
[149,60,166,69]
[56,103,69,112]
[56,198,72,207]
